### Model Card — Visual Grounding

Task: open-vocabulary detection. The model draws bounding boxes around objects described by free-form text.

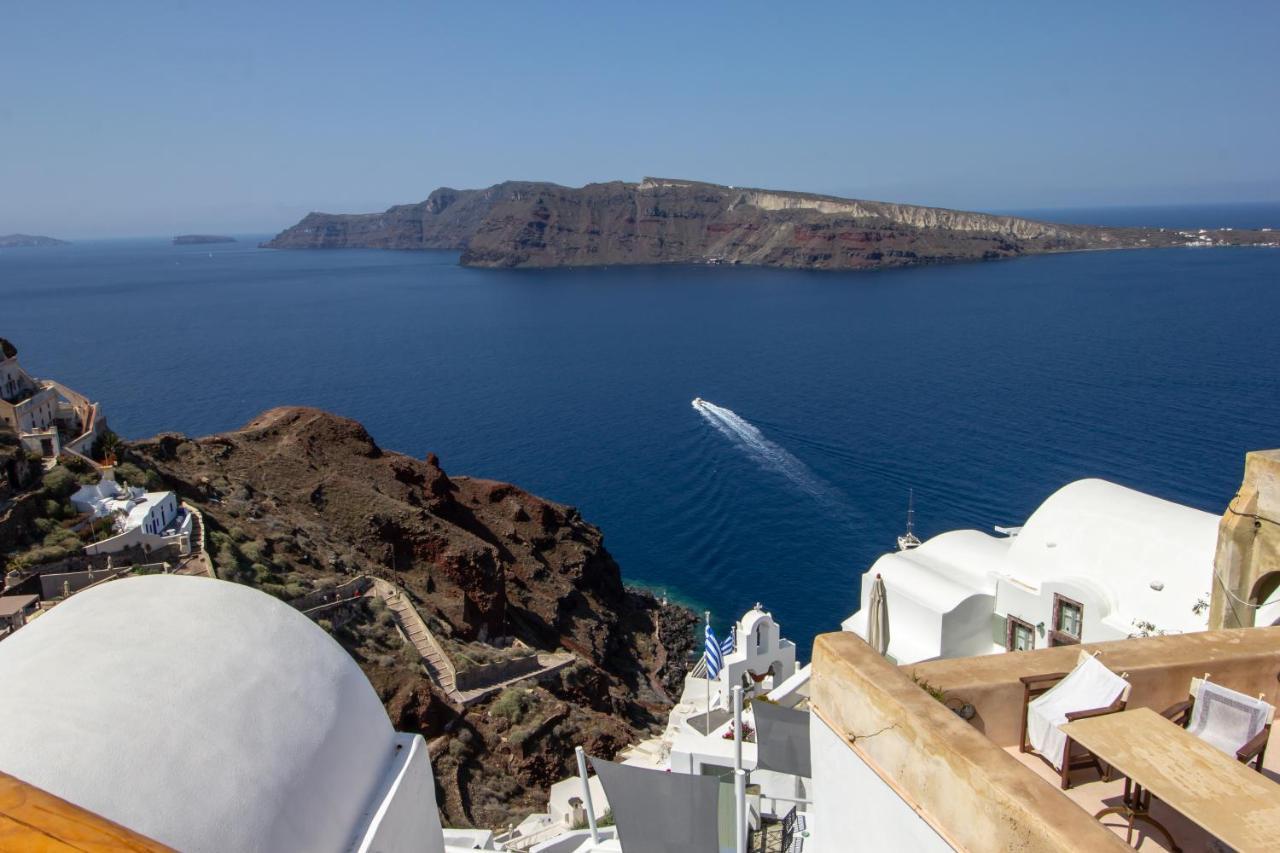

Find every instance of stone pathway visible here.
[370,577,464,704]
[174,503,213,577]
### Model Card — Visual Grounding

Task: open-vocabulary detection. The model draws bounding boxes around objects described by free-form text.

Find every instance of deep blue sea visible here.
[3,203,1279,658]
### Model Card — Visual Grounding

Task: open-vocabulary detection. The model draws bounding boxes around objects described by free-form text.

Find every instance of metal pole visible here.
[733,685,747,853]
[705,611,712,736]
[574,746,600,844]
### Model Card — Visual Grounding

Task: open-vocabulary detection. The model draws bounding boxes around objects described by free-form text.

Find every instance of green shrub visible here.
[41,467,77,498]
[911,673,947,703]
[112,463,146,487]
[491,688,535,724]
[44,527,81,550]
[9,546,62,568]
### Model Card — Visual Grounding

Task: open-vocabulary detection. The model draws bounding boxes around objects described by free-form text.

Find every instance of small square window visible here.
[1050,594,1084,646]
[1006,616,1035,652]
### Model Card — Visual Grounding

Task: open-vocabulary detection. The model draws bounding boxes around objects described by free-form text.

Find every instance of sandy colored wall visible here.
[1212,449,1280,629]
[811,631,1129,852]
[907,627,1280,748]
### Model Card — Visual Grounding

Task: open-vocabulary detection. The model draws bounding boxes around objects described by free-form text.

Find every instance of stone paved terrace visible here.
[1006,741,1278,851]
[810,627,1280,852]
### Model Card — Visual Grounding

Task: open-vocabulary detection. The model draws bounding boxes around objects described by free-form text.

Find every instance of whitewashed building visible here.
[71,471,192,556]
[843,479,1219,663]
[0,343,106,460]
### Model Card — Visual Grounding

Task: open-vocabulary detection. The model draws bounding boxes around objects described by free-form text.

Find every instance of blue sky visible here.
[2,1,1278,237]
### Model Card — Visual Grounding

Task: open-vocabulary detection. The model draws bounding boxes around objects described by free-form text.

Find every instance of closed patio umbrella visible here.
[867,573,890,656]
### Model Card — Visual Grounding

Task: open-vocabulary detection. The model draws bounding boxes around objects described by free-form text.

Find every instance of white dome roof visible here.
[0,575,400,852]
[1008,478,1218,631]
[1009,479,1217,582]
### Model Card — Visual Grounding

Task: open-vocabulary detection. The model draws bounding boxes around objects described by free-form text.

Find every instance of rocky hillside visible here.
[125,407,696,828]
[263,177,1277,270]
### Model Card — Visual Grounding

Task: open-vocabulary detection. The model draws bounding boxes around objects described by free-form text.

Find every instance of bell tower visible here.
[1210,449,1280,629]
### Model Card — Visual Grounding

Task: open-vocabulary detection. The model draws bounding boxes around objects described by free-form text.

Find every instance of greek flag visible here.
[720,631,735,657]
[705,623,724,678]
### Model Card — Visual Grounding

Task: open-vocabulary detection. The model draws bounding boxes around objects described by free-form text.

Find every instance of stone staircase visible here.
[175,502,213,577]
[370,577,462,704]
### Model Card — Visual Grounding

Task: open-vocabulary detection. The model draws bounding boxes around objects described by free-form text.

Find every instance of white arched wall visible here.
[941,593,997,659]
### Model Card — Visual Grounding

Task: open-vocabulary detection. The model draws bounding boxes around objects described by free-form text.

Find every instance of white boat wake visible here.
[692,398,845,504]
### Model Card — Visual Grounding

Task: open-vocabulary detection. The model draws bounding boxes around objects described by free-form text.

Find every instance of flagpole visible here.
[574,746,600,845]
[733,684,746,853]
[704,610,712,736]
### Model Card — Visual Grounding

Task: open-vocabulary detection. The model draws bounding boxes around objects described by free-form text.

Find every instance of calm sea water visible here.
[3,204,1279,657]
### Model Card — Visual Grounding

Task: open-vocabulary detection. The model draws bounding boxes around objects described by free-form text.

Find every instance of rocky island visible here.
[263,177,1277,271]
[0,234,69,248]
[173,234,235,245]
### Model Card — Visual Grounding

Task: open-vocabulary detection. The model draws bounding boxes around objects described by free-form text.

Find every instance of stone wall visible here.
[39,567,132,599]
[907,626,1280,749]
[811,631,1131,852]
[1210,449,1280,629]
[288,575,373,613]
[454,653,542,692]
[5,546,178,594]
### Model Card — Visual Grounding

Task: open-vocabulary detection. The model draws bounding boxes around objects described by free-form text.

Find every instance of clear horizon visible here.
[3,1,1278,238]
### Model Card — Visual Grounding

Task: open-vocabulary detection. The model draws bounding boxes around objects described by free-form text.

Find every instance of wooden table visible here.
[1062,707,1280,852]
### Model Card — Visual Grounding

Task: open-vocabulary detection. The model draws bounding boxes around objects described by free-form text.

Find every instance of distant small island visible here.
[173,234,236,245]
[0,234,69,248]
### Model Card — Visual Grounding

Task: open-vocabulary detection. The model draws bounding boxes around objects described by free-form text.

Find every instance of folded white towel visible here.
[1027,655,1127,770]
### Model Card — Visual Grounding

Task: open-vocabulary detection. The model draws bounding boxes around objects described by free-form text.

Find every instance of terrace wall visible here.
[810,631,1129,852]
[908,626,1280,748]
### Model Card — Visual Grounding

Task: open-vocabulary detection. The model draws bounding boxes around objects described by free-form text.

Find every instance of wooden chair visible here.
[1020,650,1131,789]
[1161,674,1274,772]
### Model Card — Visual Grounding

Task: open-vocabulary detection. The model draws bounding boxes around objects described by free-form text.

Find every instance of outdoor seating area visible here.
[916,629,1280,851]
[1014,674,1280,851]
[811,627,1280,853]
[1009,710,1280,851]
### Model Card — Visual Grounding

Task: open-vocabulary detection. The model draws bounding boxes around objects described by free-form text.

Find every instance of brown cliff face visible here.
[264,176,1277,269]
[260,182,549,250]
[126,407,695,828]
[460,178,1271,269]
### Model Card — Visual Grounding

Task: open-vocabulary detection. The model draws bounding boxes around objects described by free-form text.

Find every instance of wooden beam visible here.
[0,770,172,852]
